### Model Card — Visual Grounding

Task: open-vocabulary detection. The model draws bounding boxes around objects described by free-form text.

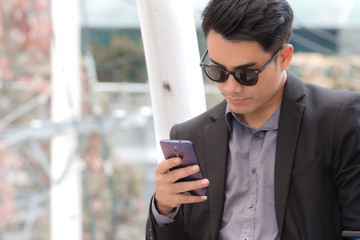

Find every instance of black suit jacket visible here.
[146,73,360,240]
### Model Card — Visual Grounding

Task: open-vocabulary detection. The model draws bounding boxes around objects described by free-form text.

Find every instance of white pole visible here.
[136,0,206,160]
[50,0,82,239]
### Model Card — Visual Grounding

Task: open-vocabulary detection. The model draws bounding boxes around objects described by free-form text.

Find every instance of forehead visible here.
[206,30,268,68]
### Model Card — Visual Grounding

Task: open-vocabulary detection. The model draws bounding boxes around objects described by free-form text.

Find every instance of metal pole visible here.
[50,0,82,239]
[136,0,206,160]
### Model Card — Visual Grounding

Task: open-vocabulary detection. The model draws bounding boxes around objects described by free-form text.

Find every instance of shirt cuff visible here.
[151,196,180,227]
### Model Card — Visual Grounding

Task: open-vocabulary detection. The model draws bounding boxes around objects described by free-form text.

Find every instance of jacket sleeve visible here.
[145,196,186,240]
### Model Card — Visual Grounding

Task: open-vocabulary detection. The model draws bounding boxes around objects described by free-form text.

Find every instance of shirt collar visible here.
[225,104,281,132]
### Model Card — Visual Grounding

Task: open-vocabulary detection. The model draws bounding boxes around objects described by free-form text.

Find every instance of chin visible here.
[228,105,252,116]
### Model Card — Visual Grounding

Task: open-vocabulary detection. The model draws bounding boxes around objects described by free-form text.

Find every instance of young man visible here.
[146,0,360,239]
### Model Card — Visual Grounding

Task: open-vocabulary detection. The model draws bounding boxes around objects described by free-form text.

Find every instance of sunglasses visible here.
[199,45,285,86]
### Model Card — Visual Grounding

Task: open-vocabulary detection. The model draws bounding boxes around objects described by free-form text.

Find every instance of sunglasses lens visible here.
[202,65,258,86]
[204,65,226,82]
[234,69,258,86]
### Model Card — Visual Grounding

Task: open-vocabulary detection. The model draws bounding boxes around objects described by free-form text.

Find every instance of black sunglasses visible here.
[200,45,285,86]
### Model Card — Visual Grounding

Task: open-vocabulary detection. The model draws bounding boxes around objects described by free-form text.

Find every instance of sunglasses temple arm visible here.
[200,49,209,64]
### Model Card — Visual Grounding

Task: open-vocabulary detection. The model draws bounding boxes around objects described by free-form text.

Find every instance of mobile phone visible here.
[160,139,208,196]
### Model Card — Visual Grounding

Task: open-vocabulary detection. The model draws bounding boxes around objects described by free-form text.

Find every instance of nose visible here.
[222,74,245,92]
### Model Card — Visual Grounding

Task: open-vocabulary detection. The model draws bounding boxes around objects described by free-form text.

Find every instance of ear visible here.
[279,44,293,71]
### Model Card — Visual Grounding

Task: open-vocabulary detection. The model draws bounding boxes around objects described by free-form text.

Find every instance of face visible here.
[206,30,292,126]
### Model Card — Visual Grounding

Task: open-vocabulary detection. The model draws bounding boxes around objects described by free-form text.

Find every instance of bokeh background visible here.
[0,0,359,239]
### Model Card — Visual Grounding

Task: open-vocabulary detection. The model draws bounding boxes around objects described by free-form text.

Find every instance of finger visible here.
[154,192,208,215]
[156,157,182,174]
[174,193,208,205]
[172,178,209,195]
[158,193,208,210]
[167,164,200,183]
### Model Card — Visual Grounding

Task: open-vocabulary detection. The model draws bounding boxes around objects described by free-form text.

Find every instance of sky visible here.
[80,0,360,28]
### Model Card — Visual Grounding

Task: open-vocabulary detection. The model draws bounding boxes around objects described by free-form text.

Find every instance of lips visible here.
[227,97,249,105]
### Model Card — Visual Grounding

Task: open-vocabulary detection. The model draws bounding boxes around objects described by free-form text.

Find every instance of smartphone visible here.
[160,139,208,196]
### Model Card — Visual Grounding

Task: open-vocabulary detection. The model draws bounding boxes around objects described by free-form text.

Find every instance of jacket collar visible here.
[204,100,229,240]
[274,72,306,237]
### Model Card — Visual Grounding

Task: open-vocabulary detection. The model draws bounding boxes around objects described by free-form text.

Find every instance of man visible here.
[146,0,360,239]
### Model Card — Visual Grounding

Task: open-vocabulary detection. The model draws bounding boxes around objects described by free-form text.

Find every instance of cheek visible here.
[214,82,226,95]
[214,82,223,89]
[253,75,281,99]
[259,66,282,88]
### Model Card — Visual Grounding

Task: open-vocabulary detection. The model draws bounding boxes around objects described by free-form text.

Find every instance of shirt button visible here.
[249,202,254,208]
[243,238,248,240]
[254,134,260,140]
[251,168,257,174]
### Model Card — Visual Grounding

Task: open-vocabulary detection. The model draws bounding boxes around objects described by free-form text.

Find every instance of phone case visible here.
[160,139,208,196]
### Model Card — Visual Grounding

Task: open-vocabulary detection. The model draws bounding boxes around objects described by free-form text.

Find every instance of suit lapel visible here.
[275,73,306,236]
[203,102,229,240]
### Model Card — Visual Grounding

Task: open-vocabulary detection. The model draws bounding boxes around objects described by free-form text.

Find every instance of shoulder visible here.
[302,83,360,114]
[284,72,360,109]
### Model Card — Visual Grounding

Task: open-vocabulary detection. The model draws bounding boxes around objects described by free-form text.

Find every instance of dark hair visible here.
[201,0,294,53]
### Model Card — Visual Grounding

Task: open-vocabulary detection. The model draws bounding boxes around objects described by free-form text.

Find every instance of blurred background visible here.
[0,0,359,239]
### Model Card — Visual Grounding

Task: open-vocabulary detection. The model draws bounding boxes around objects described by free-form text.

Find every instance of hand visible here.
[154,157,210,216]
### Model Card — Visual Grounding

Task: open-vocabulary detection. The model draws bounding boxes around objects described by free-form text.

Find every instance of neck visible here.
[241,103,281,129]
